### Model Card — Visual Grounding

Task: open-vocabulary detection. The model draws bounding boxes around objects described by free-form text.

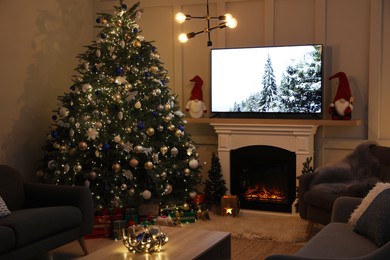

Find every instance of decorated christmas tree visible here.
[37,1,201,211]
[203,153,227,206]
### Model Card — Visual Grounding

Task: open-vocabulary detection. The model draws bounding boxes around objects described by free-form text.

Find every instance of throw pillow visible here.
[348,182,390,226]
[353,188,390,247]
[0,196,11,218]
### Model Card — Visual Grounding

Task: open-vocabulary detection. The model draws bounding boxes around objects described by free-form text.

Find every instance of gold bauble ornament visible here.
[59,145,67,153]
[95,122,103,129]
[146,127,155,136]
[175,129,182,138]
[78,141,88,150]
[132,40,141,48]
[134,101,142,109]
[53,142,60,149]
[144,161,154,170]
[161,171,167,179]
[113,93,121,101]
[168,124,175,131]
[184,168,191,176]
[74,164,82,172]
[69,148,77,156]
[125,127,132,134]
[114,135,121,143]
[170,147,178,157]
[112,163,121,172]
[160,146,168,155]
[89,171,97,179]
[121,183,128,190]
[130,158,139,167]
[164,103,171,111]
[134,145,143,153]
[115,20,122,27]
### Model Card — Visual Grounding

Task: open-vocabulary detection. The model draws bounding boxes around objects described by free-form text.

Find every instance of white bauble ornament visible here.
[142,190,152,199]
[59,107,69,117]
[189,191,197,198]
[189,159,199,169]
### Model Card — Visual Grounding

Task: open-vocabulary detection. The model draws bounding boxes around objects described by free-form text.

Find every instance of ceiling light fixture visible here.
[175,0,237,47]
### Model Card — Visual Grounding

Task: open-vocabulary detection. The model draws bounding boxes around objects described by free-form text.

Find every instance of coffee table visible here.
[83,226,231,259]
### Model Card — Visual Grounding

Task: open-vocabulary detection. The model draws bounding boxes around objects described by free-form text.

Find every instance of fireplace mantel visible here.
[209,122,320,194]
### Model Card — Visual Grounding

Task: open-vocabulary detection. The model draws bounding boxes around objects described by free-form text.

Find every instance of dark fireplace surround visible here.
[230,145,296,213]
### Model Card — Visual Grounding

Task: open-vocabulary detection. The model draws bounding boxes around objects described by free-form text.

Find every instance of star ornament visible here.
[122,141,133,153]
[225,206,233,216]
[86,128,99,140]
[126,91,138,102]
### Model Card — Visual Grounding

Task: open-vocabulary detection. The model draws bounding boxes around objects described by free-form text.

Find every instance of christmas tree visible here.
[37,1,201,211]
[203,153,227,205]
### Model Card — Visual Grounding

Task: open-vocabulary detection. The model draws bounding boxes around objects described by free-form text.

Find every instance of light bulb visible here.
[178,33,188,43]
[226,17,237,29]
[175,12,187,24]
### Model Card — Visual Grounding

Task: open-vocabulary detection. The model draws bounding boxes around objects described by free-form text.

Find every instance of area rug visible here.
[181,211,310,243]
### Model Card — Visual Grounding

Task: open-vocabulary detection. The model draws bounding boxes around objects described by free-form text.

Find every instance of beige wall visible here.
[0,0,94,181]
[1,0,389,181]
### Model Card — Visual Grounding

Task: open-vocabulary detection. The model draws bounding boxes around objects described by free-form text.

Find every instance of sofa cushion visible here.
[296,222,378,258]
[0,206,81,248]
[354,188,390,247]
[349,182,390,226]
[0,196,11,218]
[0,226,15,254]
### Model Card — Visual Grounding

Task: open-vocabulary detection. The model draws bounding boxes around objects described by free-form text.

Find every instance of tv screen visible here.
[210,44,323,119]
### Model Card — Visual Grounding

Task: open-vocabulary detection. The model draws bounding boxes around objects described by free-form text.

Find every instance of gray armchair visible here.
[266,196,390,260]
[298,142,390,234]
[0,165,94,259]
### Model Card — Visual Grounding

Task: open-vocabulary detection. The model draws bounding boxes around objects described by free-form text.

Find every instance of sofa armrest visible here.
[298,173,316,219]
[24,182,94,235]
[331,196,362,223]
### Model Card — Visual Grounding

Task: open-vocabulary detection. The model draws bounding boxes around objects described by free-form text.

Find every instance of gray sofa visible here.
[266,196,390,260]
[0,165,94,260]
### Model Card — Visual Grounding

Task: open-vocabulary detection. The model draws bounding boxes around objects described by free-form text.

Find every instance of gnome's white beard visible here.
[186,99,206,118]
[334,98,350,116]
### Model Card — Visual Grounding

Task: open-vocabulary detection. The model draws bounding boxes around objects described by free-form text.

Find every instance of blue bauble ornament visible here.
[96,17,101,23]
[152,111,158,117]
[100,33,107,39]
[133,28,139,34]
[92,66,98,73]
[161,80,166,85]
[144,72,150,77]
[103,143,111,151]
[115,67,123,75]
[69,85,76,91]
[51,115,57,121]
[137,122,145,130]
[50,131,58,139]
[121,4,127,10]
[179,125,185,131]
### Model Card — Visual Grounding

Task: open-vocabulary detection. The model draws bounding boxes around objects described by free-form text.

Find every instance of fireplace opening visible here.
[230,145,296,213]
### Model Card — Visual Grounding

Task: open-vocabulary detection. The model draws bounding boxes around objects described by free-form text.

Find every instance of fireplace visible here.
[230,145,296,213]
[210,121,319,213]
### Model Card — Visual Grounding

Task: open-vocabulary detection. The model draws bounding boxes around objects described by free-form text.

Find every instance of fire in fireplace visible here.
[230,145,296,213]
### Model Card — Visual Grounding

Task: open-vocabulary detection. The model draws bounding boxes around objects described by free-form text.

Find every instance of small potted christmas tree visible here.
[203,152,227,214]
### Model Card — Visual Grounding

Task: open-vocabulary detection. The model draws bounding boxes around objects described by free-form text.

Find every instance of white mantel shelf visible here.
[184,118,362,126]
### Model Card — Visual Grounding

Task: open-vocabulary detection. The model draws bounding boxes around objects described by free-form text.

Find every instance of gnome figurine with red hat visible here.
[328,72,354,120]
[186,75,207,118]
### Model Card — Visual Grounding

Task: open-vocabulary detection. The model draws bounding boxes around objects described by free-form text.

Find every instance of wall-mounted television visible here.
[210,44,323,119]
